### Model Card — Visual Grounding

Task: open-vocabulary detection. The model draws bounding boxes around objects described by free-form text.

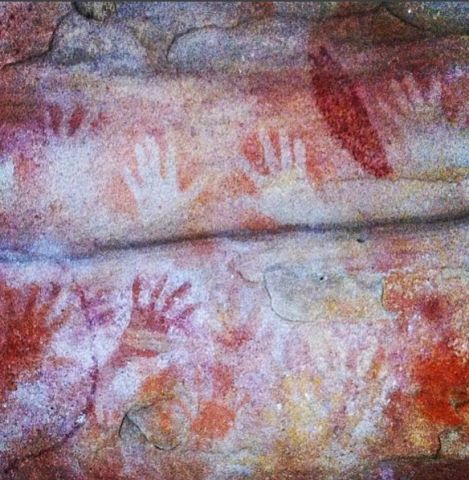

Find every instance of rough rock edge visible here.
[73,1,117,22]
[5,2,466,75]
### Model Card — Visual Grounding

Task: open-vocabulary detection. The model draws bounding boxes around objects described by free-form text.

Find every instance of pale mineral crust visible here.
[0,2,468,479]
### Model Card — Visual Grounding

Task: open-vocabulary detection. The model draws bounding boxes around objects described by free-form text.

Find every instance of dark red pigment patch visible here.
[309,46,393,178]
[413,341,469,427]
[191,401,236,440]
[383,274,468,427]
[0,281,63,402]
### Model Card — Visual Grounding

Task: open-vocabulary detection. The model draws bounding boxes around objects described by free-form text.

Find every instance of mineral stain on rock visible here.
[413,341,469,427]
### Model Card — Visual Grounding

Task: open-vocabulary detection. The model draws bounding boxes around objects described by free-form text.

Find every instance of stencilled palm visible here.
[242,128,309,187]
[0,157,16,205]
[123,135,203,223]
[374,74,468,179]
[238,128,332,223]
[111,275,197,362]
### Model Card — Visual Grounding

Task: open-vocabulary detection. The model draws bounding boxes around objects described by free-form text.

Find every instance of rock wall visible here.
[0,2,468,479]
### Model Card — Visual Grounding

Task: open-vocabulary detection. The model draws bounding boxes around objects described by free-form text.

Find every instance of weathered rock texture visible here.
[0,2,468,479]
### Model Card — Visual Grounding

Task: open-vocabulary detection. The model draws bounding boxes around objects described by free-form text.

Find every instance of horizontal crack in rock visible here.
[1,210,468,264]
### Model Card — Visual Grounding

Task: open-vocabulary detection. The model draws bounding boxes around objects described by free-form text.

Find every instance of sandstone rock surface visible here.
[0,2,468,479]
[385,1,469,34]
[1,222,468,479]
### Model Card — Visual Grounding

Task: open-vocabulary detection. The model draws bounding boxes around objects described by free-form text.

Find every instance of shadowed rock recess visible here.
[0,2,468,479]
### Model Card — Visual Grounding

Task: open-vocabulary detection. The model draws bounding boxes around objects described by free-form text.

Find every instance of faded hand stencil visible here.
[123,135,203,225]
[0,281,63,402]
[369,74,469,180]
[238,127,335,223]
[120,274,197,356]
[0,279,100,474]
[87,270,206,430]
[37,103,105,222]
[242,128,308,182]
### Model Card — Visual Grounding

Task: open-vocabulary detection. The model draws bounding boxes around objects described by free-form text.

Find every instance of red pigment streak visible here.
[0,282,62,402]
[413,342,469,426]
[309,46,393,178]
[117,342,159,360]
[47,104,63,136]
[42,103,105,139]
[68,105,86,136]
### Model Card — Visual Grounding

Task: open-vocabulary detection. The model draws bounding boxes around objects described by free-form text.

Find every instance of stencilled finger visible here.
[123,166,142,197]
[390,79,412,117]
[153,280,171,313]
[376,98,401,127]
[149,275,168,312]
[161,282,191,316]
[279,130,293,170]
[403,74,424,112]
[184,175,207,202]
[0,159,15,196]
[259,128,278,173]
[134,142,149,179]
[142,135,162,179]
[165,140,178,189]
[293,138,307,176]
[45,105,63,138]
[427,78,443,108]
